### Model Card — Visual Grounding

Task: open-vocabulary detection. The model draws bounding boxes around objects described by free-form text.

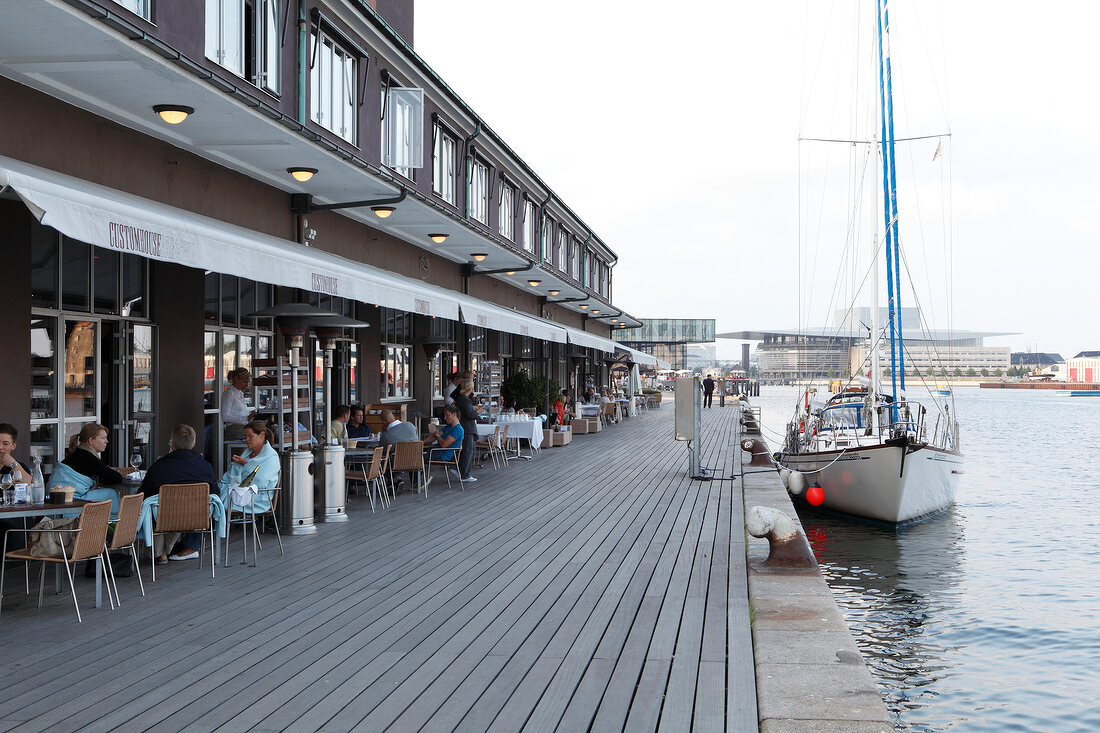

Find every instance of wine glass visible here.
[129,453,142,471]
[0,473,12,505]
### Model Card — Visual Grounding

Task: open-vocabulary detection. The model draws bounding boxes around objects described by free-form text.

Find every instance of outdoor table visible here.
[485,418,543,459]
[0,499,110,609]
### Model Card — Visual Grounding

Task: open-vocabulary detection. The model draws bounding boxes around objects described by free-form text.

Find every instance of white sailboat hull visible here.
[782,443,962,525]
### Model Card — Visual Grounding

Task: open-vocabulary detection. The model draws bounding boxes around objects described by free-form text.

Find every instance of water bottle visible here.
[31,455,46,504]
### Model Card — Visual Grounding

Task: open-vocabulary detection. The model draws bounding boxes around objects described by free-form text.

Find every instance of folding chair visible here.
[151,483,215,582]
[1,499,113,623]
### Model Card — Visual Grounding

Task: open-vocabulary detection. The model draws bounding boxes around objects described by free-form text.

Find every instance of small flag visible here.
[932,141,942,161]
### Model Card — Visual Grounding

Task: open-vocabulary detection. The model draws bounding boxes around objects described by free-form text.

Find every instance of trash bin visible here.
[314,443,347,522]
[281,449,317,535]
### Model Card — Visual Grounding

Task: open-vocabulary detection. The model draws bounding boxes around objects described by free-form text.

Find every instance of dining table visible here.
[478,418,543,460]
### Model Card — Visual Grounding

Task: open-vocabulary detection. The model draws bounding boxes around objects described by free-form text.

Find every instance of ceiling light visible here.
[152,105,194,124]
[287,167,318,182]
[548,289,560,296]
[592,310,600,315]
[505,270,516,275]
[471,253,488,262]
[580,304,588,309]
[372,206,396,218]
[528,279,541,287]
[429,233,448,244]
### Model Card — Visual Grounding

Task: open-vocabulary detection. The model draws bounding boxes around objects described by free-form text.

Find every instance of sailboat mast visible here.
[880,0,906,390]
[875,0,905,400]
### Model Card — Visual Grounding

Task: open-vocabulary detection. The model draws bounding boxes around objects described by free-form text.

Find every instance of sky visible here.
[414,1,1098,361]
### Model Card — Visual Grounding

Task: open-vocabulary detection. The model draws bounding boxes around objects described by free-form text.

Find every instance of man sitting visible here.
[139,424,219,564]
[378,409,418,446]
[423,405,464,481]
[0,423,33,550]
[330,405,350,442]
[346,405,371,439]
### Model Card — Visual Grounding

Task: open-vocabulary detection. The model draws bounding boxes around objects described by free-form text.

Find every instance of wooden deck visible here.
[0,403,756,732]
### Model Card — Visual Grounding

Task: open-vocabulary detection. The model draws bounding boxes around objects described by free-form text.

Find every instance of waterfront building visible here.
[613,319,716,371]
[1063,352,1100,383]
[2,0,652,477]
[720,308,1013,382]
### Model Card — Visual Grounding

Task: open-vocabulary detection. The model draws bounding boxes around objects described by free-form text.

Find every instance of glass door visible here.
[100,320,156,468]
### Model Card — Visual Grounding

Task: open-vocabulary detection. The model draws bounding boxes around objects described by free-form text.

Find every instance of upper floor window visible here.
[540,216,553,263]
[206,0,280,94]
[522,200,536,253]
[585,251,593,288]
[470,159,490,224]
[311,28,356,143]
[498,182,515,241]
[381,80,424,177]
[556,229,567,272]
[432,123,457,204]
[114,0,151,20]
[570,240,579,279]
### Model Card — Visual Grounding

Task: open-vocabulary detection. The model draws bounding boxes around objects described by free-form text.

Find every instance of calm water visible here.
[753,386,1100,732]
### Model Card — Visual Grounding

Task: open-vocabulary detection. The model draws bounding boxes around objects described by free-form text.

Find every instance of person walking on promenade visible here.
[702,374,716,408]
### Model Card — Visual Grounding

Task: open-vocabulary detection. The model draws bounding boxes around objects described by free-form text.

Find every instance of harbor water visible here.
[754,386,1100,732]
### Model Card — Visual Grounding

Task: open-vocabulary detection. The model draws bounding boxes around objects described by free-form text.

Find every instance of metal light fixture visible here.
[471,253,488,261]
[287,167,318,182]
[527,279,541,287]
[152,105,194,124]
[580,304,588,309]
[505,270,516,275]
[548,289,560,296]
[373,206,396,218]
[592,310,600,315]
[429,233,448,244]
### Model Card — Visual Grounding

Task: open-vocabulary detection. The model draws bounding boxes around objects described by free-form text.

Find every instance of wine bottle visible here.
[240,465,260,486]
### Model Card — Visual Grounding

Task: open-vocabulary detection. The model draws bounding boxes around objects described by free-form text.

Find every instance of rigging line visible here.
[799,133,951,144]
[799,0,844,135]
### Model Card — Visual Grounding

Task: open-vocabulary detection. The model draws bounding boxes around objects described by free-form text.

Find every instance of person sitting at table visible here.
[0,423,32,550]
[173,420,279,562]
[46,423,127,512]
[423,404,463,464]
[330,405,350,442]
[221,367,255,441]
[346,405,371,439]
[138,424,219,564]
[379,409,418,447]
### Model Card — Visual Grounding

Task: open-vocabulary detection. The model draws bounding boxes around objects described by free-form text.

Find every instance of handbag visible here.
[27,516,78,558]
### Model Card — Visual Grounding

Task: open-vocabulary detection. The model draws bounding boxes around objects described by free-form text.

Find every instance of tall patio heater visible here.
[314,317,367,523]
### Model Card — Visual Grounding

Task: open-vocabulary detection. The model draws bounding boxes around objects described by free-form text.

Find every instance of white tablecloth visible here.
[481,420,543,449]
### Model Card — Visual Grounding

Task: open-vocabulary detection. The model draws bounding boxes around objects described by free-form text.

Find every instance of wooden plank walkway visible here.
[0,402,756,732]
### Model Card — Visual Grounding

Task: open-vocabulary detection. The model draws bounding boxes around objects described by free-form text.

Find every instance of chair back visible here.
[479,425,500,445]
[367,446,384,480]
[109,492,145,550]
[602,403,615,416]
[71,500,113,562]
[267,471,282,513]
[392,441,424,472]
[497,424,510,444]
[156,483,211,532]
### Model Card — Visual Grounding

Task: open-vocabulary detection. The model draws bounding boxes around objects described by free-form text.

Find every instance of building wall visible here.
[1065,357,1100,382]
[0,201,33,461]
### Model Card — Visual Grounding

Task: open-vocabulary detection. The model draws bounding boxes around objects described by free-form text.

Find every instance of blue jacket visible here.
[139,449,219,497]
[218,442,280,513]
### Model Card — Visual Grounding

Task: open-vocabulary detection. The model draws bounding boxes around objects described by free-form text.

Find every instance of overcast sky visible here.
[415,1,1097,360]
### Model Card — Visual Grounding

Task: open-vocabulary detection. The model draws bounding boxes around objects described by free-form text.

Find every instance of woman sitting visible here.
[48,423,126,510]
[170,420,279,562]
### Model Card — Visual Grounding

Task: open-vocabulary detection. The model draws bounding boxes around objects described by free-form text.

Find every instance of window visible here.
[206,0,280,93]
[522,200,536,253]
[432,123,457,204]
[381,82,424,176]
[113,0,151,20]
[470,159,490,224]
[540,216,553,263]
[570,239,579,279]
[585,251,593,289]
[379,308,413,400]
[311,27,356,143]
[498,182,515,241]
[557,229,568,272]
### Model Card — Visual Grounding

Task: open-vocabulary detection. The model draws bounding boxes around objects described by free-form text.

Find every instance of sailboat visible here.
[778,0,963,526]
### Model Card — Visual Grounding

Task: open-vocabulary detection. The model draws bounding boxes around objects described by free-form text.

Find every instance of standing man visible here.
[221,367,255,440]
[443,371,461,406]
[702,374,716,409]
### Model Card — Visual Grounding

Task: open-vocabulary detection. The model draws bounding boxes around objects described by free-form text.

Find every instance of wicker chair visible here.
[601,402,616,426]
[152,483,215,582]
[391,441,425,494]
[104,492,146,605]
[474,425,503,470]
[347,446,387,512]
[1,499,114,623]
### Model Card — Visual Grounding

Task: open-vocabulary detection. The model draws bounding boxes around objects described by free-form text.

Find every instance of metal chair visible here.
[104,492,146,605]
[474,425,503,470]
[425,446,462,494]
[224,485,282,567]
[1,499,114,623]
[347,446,387,512]
[152,483,215,582]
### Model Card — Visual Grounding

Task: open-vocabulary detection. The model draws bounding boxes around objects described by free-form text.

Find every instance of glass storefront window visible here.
[122,256,146,318]
[30,226,59,310]
[380,345,411,400]
[132,324,154,415]
[63,320,97,418]
[204,330,218,411]
[30,317,56,420]
[61,238,91,311]
[222,275,238,327]
[29,424,57,482]
[93,248,120,315]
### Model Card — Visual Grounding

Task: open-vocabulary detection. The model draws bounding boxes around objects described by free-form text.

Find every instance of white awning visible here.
[458,298,567,344]
[562,325,620,353]
[621,346,659,367]
[0,156,463,320]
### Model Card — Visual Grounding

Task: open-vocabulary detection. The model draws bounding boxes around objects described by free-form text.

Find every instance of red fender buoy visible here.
[806,483,825,506]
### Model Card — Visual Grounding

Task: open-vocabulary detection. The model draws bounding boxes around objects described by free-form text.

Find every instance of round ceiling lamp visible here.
[429,233,449,244]
[372,206,396,218]
[471,253,488,261]
[505,270,516,275]
[287,167,318,182]
[579,304,588,309]
[152,105,194,124]
[527,279,541,287]
[548,289,560,296]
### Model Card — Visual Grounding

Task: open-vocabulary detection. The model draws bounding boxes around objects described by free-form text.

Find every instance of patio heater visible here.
[314,317,367,523]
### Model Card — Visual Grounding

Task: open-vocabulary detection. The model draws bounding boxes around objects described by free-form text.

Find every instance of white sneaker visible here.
[461,476,478,483]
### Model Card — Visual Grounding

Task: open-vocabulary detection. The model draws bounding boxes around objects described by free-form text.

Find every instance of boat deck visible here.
[0,404,756,732]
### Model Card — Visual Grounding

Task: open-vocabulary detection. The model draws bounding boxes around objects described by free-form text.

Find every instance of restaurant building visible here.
[0,0,652,477]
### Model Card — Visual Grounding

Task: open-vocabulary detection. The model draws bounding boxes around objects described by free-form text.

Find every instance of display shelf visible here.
[253,356,314,451]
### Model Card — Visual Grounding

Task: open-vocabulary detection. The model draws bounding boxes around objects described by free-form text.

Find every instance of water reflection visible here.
[801,507,965,731]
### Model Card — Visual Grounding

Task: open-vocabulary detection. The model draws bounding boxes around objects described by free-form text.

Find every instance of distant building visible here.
[614,319,715,371]
[719,308,1014,382]
[1011,353,1064,369]
[685,344,717,369]
[1064,352,1100,383]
